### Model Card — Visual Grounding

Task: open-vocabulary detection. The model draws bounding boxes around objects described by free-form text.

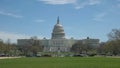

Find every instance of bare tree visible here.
[104,28,120,55]
[108,29,120,41]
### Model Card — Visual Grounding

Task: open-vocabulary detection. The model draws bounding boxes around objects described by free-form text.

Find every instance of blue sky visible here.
[0,0,120,43]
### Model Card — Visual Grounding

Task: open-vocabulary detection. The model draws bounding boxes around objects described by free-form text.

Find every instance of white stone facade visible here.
[42,39,76,52]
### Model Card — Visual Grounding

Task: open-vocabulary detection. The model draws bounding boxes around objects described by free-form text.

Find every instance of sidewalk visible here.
[0,57,21,59]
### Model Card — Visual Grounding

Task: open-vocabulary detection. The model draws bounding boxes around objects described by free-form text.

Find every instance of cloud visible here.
[74,0,101,9]
[0,11,23,18]
[38,0,77,5]
[89,0,101,5]
[0,31,31,43]
[93,12,107,21]
[38,0,101,9]
[35,19,45,23]
[93,1,120,22]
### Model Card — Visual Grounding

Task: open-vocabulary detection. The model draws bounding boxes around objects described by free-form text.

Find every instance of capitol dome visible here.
[52,17,65,39]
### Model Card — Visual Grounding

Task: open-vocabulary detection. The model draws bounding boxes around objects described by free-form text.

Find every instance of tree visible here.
[0,39,4,54]
[0,39,18,56]
[71,40,94,55]
[18,38,43,56]
[71,41,83,54]
[108,29,120,40]
[97,42,106,55]
[104,28,120,55]
[104,40,120,55]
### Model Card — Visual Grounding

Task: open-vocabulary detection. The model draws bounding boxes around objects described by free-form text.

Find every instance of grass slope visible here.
[0,57,120,68]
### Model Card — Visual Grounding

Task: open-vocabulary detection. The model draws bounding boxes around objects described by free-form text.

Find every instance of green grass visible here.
[0,57,120,68]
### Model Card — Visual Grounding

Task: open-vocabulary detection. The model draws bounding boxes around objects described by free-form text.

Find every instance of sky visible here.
[0,0,120,43]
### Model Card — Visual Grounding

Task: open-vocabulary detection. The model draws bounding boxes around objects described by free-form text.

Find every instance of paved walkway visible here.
[0,57,21,59]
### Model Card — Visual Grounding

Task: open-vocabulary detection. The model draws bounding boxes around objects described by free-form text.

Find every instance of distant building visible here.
[17,17,99,52]
[82,37,99,48]
[17,38,41,46]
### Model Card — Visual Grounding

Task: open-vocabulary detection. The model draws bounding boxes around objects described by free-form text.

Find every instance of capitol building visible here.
[41,17,76,52]
[17,17,99,53]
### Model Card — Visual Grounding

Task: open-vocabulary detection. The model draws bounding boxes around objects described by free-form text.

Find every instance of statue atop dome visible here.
[57,16,60,24]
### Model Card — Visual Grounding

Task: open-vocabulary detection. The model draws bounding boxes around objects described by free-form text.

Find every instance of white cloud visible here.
[35,19,45,23]
[38,0,76,5]
[89,0,101,5]
[74,0,101,9]
[93,12,107,21]
[38,0,101,9]
[0,11,23,18]
[0,31,30,43]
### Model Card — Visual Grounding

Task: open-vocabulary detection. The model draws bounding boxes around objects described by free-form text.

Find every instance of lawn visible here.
[0,57,120,68]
